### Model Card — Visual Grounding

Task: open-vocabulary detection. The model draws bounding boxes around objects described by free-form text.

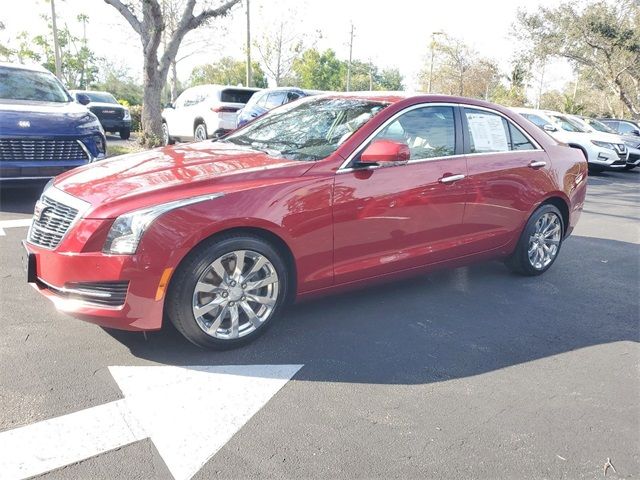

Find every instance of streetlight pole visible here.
[245,0,252,87]
[346,22,354,92]
[50,0,62,80]
[428,31,444,94]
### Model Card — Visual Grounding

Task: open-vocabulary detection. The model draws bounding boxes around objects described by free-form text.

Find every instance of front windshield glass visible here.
[0,66,70,103]
[223,97,389,161]
[550,114,586,133]
[84,92,118,104]
[585,118,616,134]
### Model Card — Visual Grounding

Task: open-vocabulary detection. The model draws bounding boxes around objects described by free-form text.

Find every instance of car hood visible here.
[0,100,98,136]
[53,141,311,218]
[550,130,625,146]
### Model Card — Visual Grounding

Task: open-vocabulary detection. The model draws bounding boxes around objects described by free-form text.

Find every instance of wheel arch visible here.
[567,143,588,161]
[166,225,298,306]
[540,195,570,237]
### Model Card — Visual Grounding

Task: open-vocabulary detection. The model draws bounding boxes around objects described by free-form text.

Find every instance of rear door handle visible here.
[528,161,547,168]
[439,174,465,184]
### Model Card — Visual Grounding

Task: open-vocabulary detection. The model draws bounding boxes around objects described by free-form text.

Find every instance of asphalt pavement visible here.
[0,169,638,479]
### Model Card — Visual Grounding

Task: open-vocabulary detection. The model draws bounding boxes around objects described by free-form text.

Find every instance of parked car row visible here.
[511,107,638,172]
[160,85,317,145]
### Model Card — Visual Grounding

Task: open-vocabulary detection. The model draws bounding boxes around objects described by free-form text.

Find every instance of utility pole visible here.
[346,22,354,92]
[536,59,546,110]
[428,31,444,94]
[50,0,62,80]
[245,0,252,87]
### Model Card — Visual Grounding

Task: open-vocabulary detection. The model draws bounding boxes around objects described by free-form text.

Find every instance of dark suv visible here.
[70,90,132,139]
[0,63,106,181]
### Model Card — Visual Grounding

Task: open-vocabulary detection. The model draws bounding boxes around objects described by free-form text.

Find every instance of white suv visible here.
[161,85,259,145]
[511,108,628,172]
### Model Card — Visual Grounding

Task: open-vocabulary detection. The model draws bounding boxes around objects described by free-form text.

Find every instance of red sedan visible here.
[24,94,587,349]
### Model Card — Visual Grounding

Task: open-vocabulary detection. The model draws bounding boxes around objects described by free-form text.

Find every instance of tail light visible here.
[211,106,239,113]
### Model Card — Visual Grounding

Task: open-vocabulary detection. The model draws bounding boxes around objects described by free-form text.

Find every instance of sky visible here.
[0,0,573,95]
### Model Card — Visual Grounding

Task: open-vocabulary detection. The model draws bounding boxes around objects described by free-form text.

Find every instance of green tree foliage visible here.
[90,60,144,105]
[291,49,345,90]
[516,0,640,119]
[190,57,268,88]
[491,61,530,107]
[347,61,404,91]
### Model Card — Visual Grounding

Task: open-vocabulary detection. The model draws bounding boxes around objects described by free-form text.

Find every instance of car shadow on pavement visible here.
[105,234,639,386]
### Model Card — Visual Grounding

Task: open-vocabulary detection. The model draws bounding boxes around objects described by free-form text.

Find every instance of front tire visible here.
[162,122,175,146]
[119,128,131,140]
[166,235,290,349]
[506,204,564,276]
[624,164,637,171]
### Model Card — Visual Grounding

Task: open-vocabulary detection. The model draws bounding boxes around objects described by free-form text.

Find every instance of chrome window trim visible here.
[27,186,91,251]
[336,102,543,174]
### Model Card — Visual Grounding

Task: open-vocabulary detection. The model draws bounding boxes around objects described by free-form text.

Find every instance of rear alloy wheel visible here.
[166,235,289,349]
[506,204,564,276]
[194,123,208,142]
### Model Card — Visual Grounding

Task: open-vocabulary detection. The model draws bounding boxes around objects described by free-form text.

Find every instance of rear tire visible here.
[506,204,564,276]
[166,234,290,349]
[194,123,208,142]
[119,128,130,140]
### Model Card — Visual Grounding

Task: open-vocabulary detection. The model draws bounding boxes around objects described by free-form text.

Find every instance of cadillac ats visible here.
[23,94,587,349]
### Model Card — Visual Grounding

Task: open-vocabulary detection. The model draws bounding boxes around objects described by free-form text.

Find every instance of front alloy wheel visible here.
[192,250,279,340]
[166,235,289,349]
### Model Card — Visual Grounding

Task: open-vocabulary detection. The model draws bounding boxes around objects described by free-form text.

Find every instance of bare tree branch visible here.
[103,0,142,36]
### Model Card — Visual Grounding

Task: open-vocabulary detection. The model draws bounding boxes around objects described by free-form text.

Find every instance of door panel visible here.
[333,158,468,284]
[459,107,551,253]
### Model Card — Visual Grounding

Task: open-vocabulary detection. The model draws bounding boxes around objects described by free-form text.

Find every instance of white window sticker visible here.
[467,112,509,152]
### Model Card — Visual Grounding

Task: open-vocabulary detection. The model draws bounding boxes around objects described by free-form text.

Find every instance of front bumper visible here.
[23,220,166,331]
[99,118,131,131]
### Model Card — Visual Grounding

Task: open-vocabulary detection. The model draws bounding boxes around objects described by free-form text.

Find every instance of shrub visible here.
[129,105,142,132]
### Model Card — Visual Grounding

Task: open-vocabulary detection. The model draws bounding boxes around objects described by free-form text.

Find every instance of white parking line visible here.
[0,218,32,236]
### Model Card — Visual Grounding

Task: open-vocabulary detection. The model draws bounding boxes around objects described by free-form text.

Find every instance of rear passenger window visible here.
[465,108,535,153]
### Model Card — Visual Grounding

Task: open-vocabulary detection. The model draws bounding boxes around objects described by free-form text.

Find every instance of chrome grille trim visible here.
[39,279,129,308]
[27,186,91,250]
[0,138,90,162]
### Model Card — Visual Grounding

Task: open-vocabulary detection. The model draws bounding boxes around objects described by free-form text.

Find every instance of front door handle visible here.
[528,161,547,168]
[439,174,465,184]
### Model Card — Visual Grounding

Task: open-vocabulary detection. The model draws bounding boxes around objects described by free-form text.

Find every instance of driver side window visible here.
[371,106,456,160]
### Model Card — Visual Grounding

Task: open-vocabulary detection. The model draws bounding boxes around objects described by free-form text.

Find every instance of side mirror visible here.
[76,93,91,106]
[631,129,640,137]
[543,124,558,132]
[360,140,410,164]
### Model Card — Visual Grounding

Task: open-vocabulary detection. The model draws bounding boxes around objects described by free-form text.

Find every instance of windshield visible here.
[0,66,70,103]
[550,114,586,133]
[222,97,389,161]
[584,118,616,134]
[83,92,118,104]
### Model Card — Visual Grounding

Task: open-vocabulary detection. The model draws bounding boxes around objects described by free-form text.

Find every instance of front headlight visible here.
[591,140,615,150]
[102,193,224,254]
[123,109,131,121]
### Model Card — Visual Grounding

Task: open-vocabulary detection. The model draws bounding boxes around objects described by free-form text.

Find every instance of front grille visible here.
[28,195,78,249]
[45,281,129,307]
[0,138,88,162]
[89,106,124,120]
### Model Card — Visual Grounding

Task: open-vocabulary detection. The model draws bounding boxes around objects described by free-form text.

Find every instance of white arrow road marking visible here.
[0,218,32,236]
[0,364,303,480]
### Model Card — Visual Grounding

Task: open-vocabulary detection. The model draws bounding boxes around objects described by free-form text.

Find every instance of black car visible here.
[70,90,132,139]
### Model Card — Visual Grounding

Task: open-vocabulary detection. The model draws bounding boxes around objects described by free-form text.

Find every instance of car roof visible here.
[69,90,112,95]
[187,84,261,92]
[0,62,53,74]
